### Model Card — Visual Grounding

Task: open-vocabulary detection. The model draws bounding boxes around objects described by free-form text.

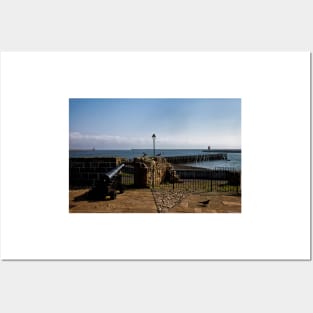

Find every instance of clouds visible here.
[69,132,151,149]
[69,98,241,149]
[69,132,241,149]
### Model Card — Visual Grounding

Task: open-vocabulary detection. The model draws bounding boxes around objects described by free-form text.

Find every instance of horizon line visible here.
[69,147,242,151]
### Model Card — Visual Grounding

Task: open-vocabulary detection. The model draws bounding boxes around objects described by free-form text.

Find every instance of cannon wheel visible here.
[109,191,117,200]
[119,184,124,194]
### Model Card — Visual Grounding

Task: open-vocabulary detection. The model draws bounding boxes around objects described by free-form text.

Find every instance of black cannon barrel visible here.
[104,164,125,181]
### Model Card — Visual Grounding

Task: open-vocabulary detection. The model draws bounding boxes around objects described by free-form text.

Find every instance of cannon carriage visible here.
[88,164,125,200]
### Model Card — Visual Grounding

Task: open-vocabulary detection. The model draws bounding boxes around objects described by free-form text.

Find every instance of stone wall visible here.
[70,156,174,189]
[69,157,123,188]
[133,157,172,188]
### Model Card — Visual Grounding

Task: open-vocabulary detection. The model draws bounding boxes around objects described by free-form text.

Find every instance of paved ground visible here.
[69,188,241,213]
[169,192,241,213]
[69,188,158,213]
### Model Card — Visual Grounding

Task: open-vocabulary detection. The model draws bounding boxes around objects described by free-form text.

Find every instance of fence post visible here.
[172,170,175,190]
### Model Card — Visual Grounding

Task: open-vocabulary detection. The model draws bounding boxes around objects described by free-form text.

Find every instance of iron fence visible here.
[69,161,135,189]
[120,165,135,186]
[158,168,241,193]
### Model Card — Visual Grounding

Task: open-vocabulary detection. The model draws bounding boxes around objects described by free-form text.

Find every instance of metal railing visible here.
[69,161,135,189]
[159,168,241,193]
[120,165,135,186]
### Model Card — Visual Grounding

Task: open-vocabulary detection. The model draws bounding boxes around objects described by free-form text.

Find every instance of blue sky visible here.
[69,98,241,149]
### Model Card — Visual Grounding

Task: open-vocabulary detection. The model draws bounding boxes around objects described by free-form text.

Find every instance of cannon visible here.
[88,164,125,200]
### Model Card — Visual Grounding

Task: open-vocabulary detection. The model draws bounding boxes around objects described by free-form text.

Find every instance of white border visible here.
[0,52,310,259]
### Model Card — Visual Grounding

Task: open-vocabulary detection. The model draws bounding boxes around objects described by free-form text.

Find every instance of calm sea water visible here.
[69,149,241,170]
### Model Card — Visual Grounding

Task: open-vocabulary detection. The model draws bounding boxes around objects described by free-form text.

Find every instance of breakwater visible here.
[165,153,227,164]
[202,149,241,153]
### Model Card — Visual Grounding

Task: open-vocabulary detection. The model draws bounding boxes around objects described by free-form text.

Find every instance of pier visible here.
[165,153,227,164]
[202,149,241,153]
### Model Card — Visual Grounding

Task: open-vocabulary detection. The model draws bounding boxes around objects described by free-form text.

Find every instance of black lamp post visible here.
[152,133,156,157]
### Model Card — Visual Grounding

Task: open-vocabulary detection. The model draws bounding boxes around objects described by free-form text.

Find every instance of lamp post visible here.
[152,133,156,157]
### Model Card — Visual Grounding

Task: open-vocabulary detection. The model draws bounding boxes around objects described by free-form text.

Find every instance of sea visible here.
[70,149,241,170]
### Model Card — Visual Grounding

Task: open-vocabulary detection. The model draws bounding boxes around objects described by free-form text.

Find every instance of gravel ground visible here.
[152,188,241,213]
[152,189,189,212]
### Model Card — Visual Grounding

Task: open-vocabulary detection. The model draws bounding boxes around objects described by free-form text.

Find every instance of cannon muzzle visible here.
[104,163,125,182]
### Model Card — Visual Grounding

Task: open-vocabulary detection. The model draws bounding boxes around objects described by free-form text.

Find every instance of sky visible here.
[69,98,241,149]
